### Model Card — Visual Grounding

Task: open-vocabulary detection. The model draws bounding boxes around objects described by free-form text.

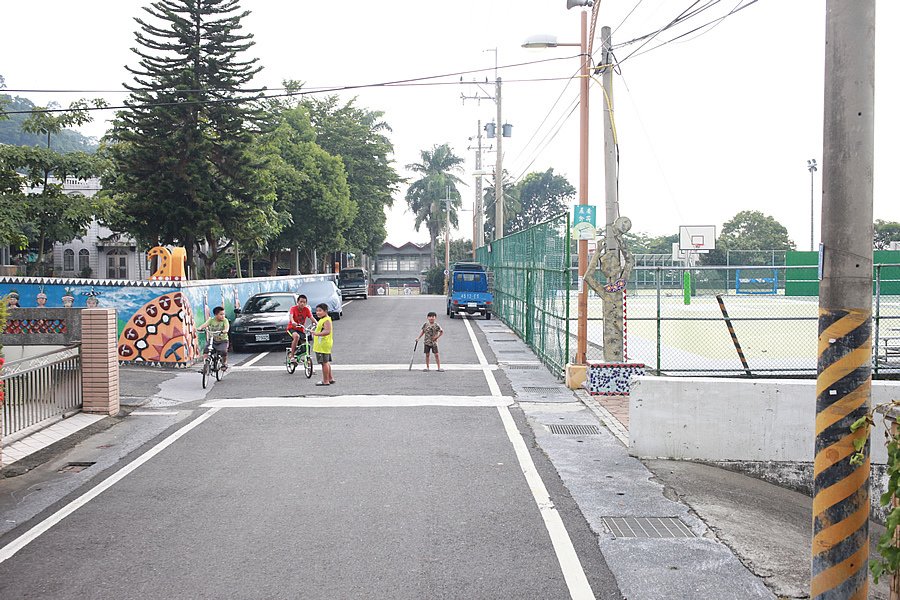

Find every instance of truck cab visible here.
[447,262,492,320]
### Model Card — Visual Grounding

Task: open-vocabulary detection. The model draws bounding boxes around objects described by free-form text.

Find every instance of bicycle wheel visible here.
[304,355,314,378]
[214,355,222,381]
[285,348,297,374]
[202,358,210,389]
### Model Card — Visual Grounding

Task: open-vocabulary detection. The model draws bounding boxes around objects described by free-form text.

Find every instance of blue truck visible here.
[447,262,492,320]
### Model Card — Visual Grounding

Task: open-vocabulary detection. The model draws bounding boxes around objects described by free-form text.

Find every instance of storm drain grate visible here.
[59,462,96,473]
[492,339,520,343]
[524,386,568,393]
[548,424,600,435]
[505,364,541,370]
[602,517,695,539]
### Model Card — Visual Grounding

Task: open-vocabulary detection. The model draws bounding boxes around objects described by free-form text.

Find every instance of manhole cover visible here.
[59,462,96,473]
[506,364,540,370]
[524,386,567,393]
[602,517,695,538]
[548,424,600,435]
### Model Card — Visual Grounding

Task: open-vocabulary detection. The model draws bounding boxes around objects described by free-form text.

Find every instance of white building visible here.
[48,177,148,281]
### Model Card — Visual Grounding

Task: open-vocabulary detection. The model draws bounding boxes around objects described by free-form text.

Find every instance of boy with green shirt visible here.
[197,306,230,371]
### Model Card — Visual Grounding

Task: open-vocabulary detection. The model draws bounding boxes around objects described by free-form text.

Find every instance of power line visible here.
[620,0,761,63]
[0,53,579,98]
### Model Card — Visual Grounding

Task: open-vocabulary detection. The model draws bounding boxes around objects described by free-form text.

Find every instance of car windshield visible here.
[243,295,295,313]
[339,271,365,282]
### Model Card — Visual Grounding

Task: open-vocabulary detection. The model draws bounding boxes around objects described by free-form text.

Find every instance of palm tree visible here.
[405,143,465,267]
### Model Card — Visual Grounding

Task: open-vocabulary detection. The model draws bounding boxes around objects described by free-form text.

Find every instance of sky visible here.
[1,0,896,251]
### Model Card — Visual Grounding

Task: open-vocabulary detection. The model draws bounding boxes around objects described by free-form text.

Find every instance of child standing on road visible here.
[312,303,335,386]
[416,311,444,372]
[197,306,230,371]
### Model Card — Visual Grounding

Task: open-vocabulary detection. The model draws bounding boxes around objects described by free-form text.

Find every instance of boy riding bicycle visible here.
[197,306,230,371]
[287,294,315,364]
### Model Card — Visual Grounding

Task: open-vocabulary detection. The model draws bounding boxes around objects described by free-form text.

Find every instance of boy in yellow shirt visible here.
[312,303,335,386]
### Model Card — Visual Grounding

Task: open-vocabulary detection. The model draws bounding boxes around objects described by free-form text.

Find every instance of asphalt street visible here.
[0,296,621,599]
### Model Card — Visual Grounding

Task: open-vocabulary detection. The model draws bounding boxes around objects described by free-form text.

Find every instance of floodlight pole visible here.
[811,2,875,599]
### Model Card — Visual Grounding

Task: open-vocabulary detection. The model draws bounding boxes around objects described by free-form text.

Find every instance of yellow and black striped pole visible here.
[811,2,875,598]
[812,309,871,598]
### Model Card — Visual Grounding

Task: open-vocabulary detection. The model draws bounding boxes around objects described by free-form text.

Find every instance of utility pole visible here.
[444,186,452,295]
[474,120,484,253]
[811,3,875,600]
[494,77,504,240]
[602,25,618,253]
[575,10,590,364]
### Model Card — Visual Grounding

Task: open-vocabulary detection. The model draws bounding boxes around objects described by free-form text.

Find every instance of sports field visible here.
[567,290,900,376]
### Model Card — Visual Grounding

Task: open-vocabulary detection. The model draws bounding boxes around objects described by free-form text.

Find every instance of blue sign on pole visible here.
[573,205,596,227]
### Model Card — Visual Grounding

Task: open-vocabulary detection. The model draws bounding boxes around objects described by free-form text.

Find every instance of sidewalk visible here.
[582,364,890,599]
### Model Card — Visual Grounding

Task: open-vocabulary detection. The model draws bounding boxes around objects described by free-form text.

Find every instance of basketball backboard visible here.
[679,225,716,252]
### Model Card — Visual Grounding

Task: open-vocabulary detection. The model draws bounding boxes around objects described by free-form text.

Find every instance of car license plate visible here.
[467,302,478,308]
[255,334,270,342]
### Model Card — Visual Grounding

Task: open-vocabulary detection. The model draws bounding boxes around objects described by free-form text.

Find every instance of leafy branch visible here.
[850,400,900,583]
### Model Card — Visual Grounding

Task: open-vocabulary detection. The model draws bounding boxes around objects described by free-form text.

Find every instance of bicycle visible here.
[201,332,225,389]
[285,329,314,378]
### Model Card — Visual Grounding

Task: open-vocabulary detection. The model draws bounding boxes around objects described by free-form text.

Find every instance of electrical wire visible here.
[0,54,579,97]
[620,0,760,63]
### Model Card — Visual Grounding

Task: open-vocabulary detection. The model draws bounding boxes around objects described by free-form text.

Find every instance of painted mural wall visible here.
[0,274,335,366]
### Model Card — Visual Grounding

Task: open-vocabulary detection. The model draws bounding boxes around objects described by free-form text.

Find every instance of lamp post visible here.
[523,0,593,364]
[807,158,817,251]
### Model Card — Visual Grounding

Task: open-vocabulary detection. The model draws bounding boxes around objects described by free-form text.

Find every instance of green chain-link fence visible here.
[477,213,571,377]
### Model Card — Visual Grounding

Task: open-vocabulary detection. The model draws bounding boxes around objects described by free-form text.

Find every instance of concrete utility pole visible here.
[494,77,504,240]
[444,186,452,295]
[475,120,484,251]
[811,3,875,600]
[601,25,618,253]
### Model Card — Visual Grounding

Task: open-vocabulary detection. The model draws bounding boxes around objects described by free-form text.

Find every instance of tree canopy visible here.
[704,210,795,265]
[874,220,900,250]
[405,143,465,267]
[302,96,400,258]
[0,95,100,153]
[104,0,277,277]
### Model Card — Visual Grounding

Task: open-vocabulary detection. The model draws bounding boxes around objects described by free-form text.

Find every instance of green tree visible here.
[425,238,474,293]
[0,145,109,274]
[0,95,99,153]
[405,143,465,268]
[302,95,401,258]
[624,232,679,255]
[505,169,574,235]
[874,220,900,250]
[704,210,795,265]
[105,0,277,277]
[482,170,519,242]
[255,103,354,275]
[20,99,106,151]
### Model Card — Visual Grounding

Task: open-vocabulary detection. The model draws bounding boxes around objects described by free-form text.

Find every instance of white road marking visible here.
[231,363,499,372]
[462,317,502,397]
[241,351,270,368]
[342,300,354,308]
[0,408,221,564]
[463,318,594,599]
[497,405,595,600]
[202,396,512,408]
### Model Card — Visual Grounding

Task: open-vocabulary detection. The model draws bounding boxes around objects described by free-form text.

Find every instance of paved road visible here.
[0,296,620,599]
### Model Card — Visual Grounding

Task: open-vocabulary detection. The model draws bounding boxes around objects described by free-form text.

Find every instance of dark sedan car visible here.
[230,292,297,352]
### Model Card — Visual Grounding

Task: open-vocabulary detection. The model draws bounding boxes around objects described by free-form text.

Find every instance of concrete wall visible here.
[629,376,899,465]
[0,308,82,347]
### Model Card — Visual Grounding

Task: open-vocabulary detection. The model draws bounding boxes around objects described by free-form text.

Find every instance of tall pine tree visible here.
[106,0,277,277]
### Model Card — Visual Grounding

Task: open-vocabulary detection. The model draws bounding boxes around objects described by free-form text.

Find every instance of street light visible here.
[523,0,592,365]
[807,158,817,251]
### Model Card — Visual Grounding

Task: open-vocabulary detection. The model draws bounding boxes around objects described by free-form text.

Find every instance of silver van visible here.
[337,268,369,299]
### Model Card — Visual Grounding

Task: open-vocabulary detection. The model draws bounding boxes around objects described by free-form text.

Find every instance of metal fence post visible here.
[875,264,882,376]
[565,213,571,365]
[656,266,662,375]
